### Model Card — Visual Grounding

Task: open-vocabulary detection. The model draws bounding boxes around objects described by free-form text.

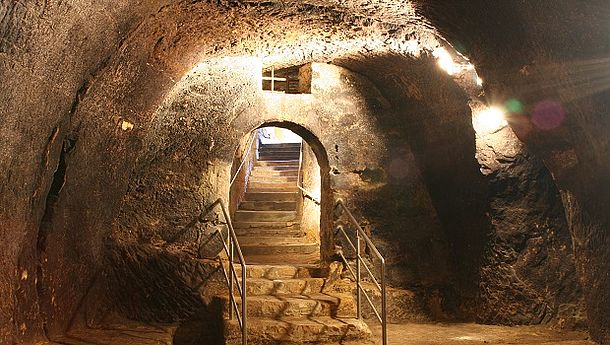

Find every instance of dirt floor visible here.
[368,323,594,345]
[46,319,595,345]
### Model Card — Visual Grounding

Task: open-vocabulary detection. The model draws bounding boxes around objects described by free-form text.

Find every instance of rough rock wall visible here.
[229,133,257,217]
[338,54,584,326]
[419,2,610,341]
[475,128,585,328]
[336,54,488,310]
[300,142,322,243]
[0,1,163,342]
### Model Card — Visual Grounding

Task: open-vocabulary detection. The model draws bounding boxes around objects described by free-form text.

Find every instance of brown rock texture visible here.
[1,1,609,344]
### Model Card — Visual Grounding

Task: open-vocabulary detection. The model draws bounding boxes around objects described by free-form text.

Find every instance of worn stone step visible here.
[252,169,299,176]
[244,252,320,265]
[238,200,297,211]
[248,181,297,190]
[258,155,300,161]
[255,160,300,167]
[258,150,301,155]
[248,188,299,195]
[258,154,300,160]
[260,145,300,150]
[223,293,355,318]
[249,175,297,183]
[259,145,301,152]
[240,240,319,256]
[236,264,318,279]
[245,277,325,295]
[245,191,299,201]
[238,236,314,245]
[225,316,371,345]
[234,227,305,237]
[259,143,302,149]
[252,167,298,173]
[234,210,297,222]
[233,221,300,230]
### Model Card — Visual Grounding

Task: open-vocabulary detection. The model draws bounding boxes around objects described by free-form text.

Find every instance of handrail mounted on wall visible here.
[200,198,247,345]
[334,199,387,345]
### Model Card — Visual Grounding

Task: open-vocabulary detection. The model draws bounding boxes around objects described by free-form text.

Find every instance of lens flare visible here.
[532,100,565,130]
[505,98,524,114]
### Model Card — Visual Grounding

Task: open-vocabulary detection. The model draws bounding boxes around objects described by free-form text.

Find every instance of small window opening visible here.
[262,64,312,94]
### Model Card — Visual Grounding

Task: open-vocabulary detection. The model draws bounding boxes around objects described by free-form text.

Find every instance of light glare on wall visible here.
[473,106,508,135]
[432,47,476,76]
[433,47,458,75]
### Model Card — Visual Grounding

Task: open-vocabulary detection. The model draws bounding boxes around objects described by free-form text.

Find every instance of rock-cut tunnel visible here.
[1,1,609,344]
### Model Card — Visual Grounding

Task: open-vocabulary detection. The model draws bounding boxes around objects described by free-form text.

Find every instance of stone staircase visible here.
[233,143,318,265]
[223,265,371,345]
[223,143,372,344]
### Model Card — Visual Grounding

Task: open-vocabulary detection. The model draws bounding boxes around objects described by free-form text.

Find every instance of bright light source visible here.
[432,47,476,76]
[476,76,483,86]
[432,47,458,75]
[473,106,508,135]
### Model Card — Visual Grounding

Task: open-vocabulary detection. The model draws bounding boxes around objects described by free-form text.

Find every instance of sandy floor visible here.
[368,322,594,345]
[49,320,595,345]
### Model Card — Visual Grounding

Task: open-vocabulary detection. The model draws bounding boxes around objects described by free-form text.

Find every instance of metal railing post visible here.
[203,199,247,345]
[356,230,362,319]
[242,265,248,345]
[381,257,387,345]
[335,200,387,345]
[229,233,234,320]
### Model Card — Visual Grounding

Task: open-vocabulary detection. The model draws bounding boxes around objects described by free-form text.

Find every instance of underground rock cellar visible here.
[1,1,609,344]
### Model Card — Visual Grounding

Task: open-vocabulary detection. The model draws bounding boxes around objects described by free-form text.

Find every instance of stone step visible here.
[244,191,298,201]
[259,145,301,152]
[253,163,299,169]
[258,155,300,161]
[249,175,297,182]
[248,181,297,190]
[245,277,325,296]
[259,143,302,149]
[234,210,297,222]
[238,200,297,211]
[223,293,355,318]
[233,221,300,230]
[258,149,301,154]
[240,240,319,256]
[234,227,305,237]
[244,252,320,265]
[225,316,371,345]
[252,168,299,175]
[255,160,300,167]
[250,170,298,177]
[258,153,300,159]
[236,265,318,279]
[247,188,299,195]
[238,236,314,245]
[260,145,300,149]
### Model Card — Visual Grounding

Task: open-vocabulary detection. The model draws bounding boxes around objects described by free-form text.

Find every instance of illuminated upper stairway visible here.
[233,143,318,264]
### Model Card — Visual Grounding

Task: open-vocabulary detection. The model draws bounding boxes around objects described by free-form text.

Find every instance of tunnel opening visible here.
[229,125,324,265]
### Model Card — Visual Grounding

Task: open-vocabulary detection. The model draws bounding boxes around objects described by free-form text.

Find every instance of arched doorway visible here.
[229,122,330,265]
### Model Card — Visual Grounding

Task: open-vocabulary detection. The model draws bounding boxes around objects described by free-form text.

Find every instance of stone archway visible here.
[229,121,332,265]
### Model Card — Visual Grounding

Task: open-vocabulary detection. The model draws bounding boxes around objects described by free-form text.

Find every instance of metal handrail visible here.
[334,199,387,345]
[230,132,257,187]
[200,198,247,345]
[296,140,321,205]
